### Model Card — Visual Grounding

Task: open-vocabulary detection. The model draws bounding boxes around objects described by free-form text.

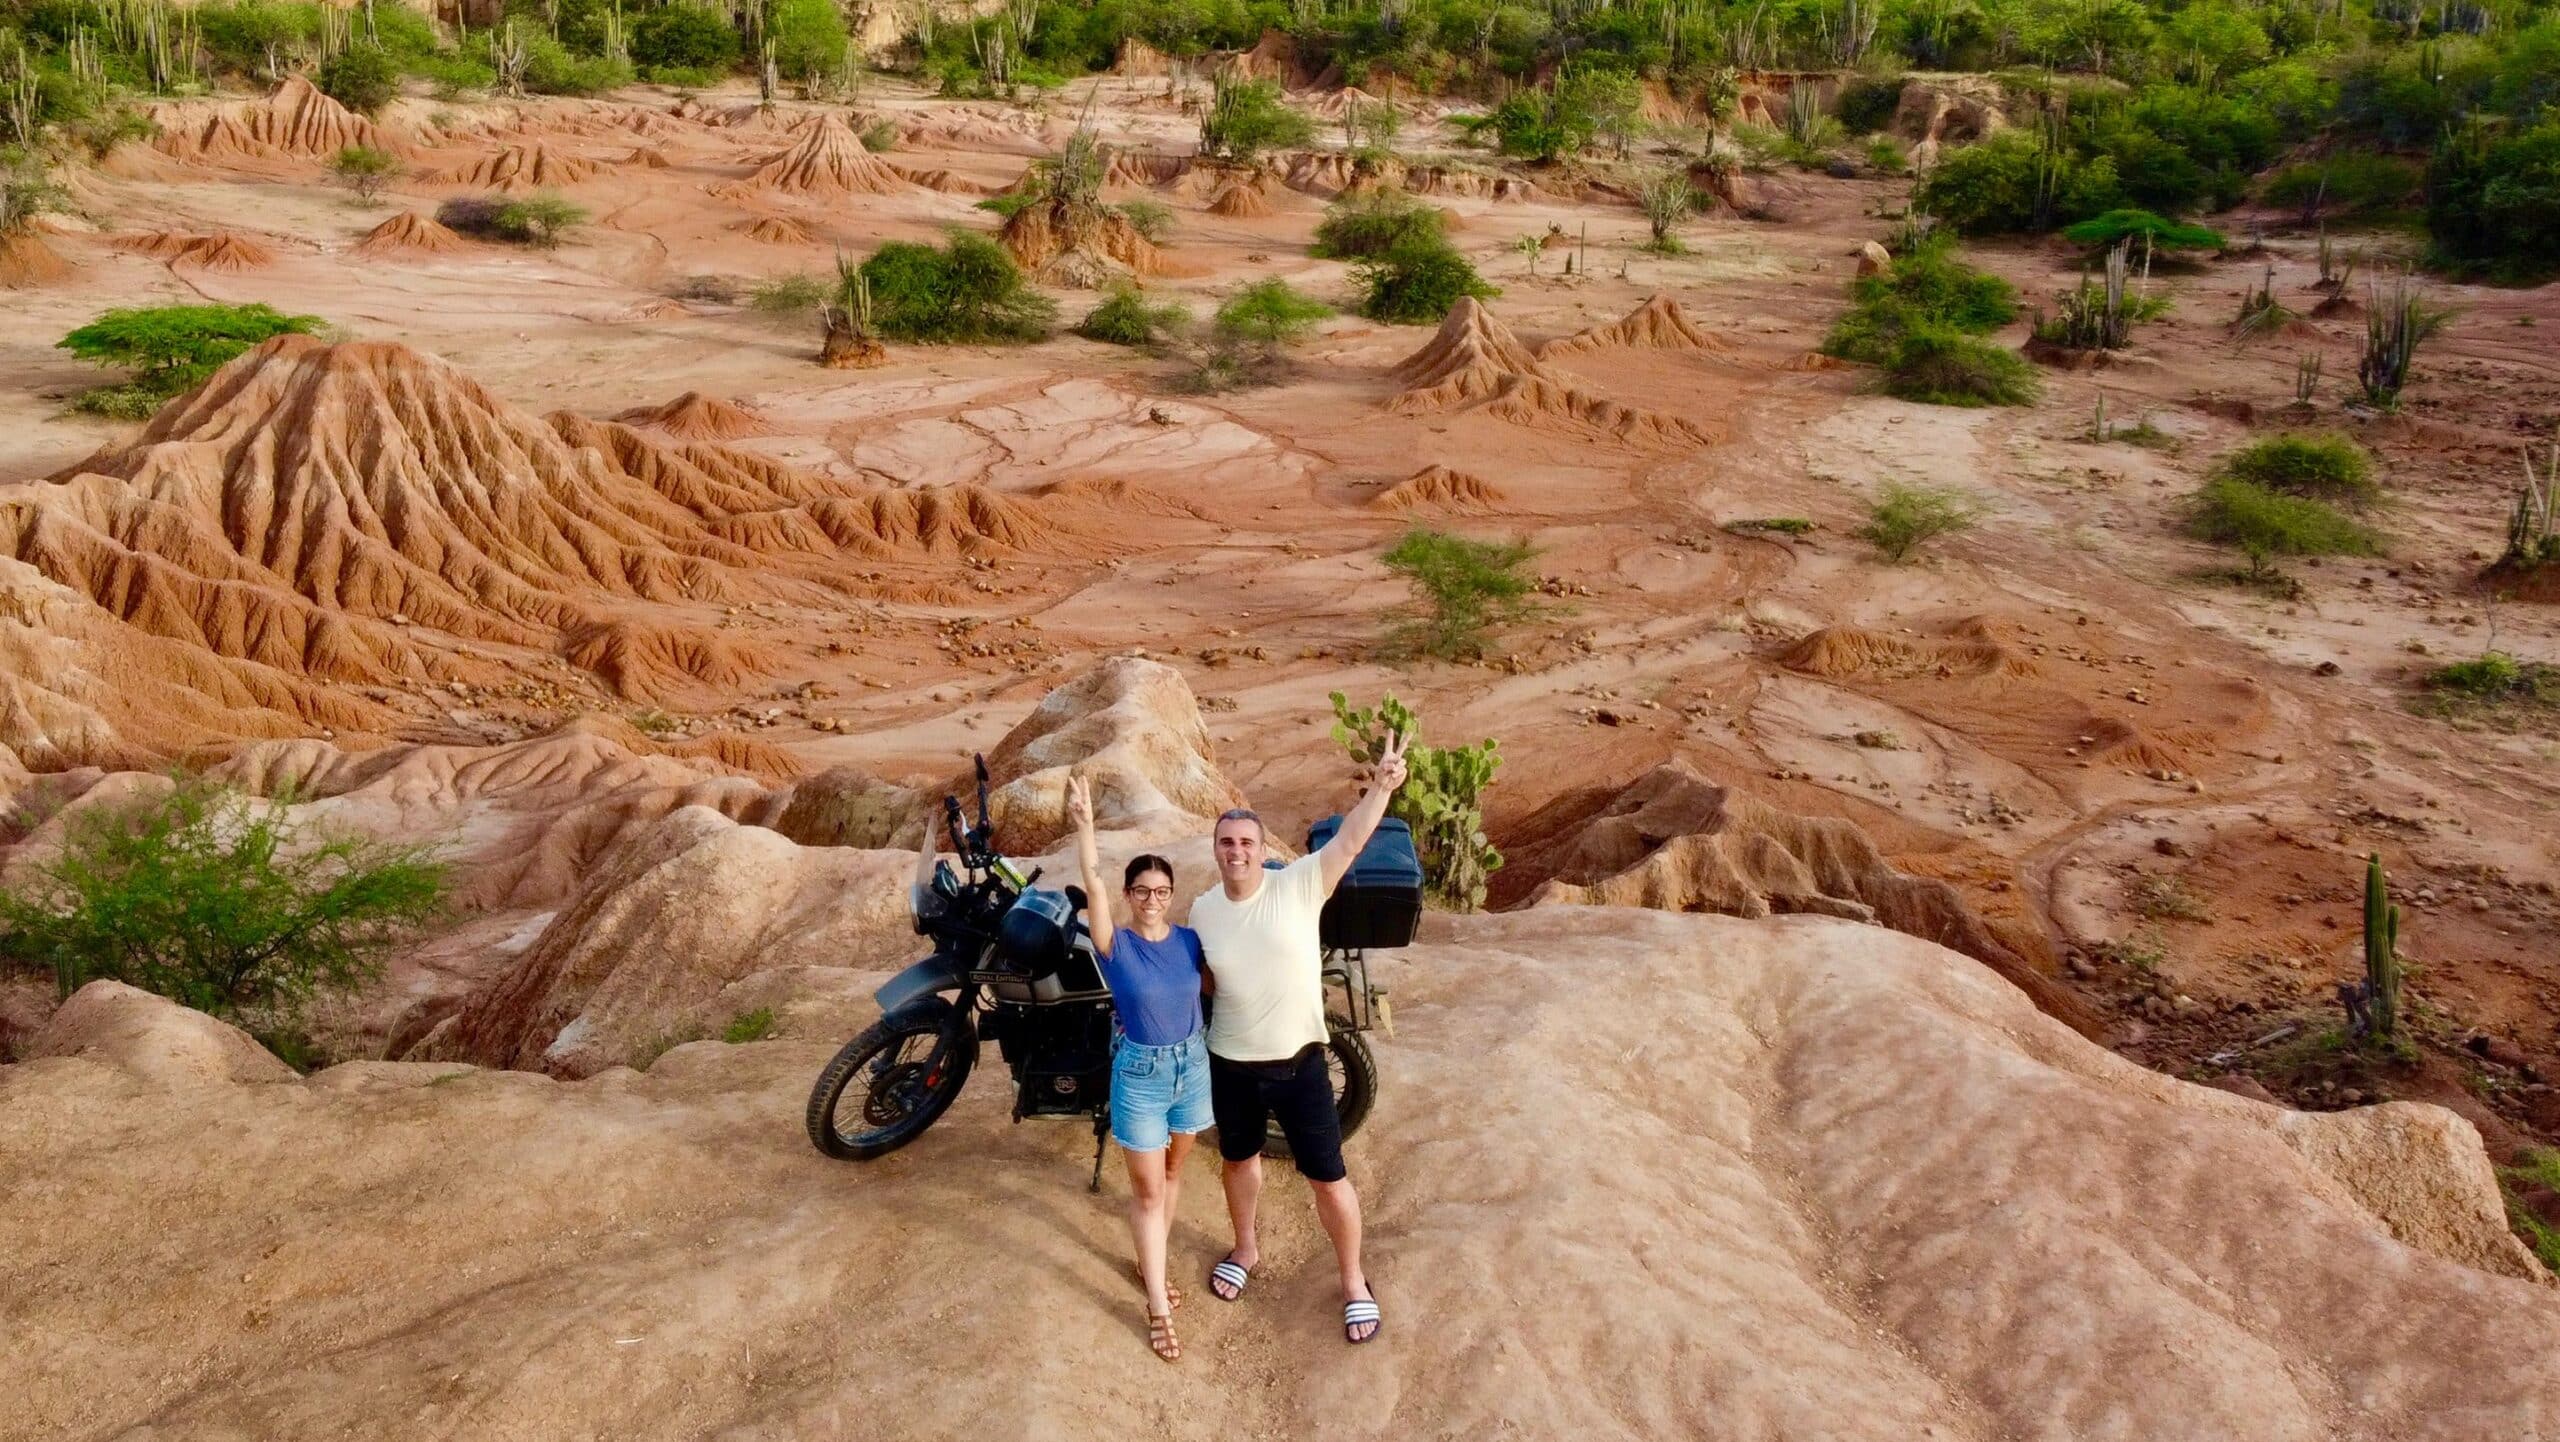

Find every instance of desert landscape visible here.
[4,0,2560,1434]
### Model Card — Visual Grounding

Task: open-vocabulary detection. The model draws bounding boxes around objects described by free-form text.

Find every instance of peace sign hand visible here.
[1371,729,1412,793]
[1066,774,1096,835]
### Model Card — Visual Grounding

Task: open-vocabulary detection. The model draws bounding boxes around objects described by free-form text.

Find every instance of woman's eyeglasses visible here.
[1125,886,1173,901]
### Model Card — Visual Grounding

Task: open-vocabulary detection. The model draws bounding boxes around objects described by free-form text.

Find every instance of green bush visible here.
[2427,652,2533,698]
[1858,481,1983,562]
[631,3,740,73]
[768,0,849,82]
[722,1007,778,1043]
[974,190,1037,219]
[2261,154,2421,216]
[748,272,829,316]
[317,45,401,115]
[1330,691,1502,912]
[0,774,446,1027]
[523,32,632,95]
[857,231,1055,344]
[2426,120,2560,282]
[1312,189,1445,259]
[2188,478,2382,566]
[1197,76,1313,164]
[2059,208,2224,252]
[409,52,498,95]
[328,143,400,199]
[1883,326,2039,407]
[57,302,324,406]
[1915,131,2120,234]
[1836,75,1905,135]
[2218,432,2377,507]
[1354,236,1495,324]
[1213,278,1331,346]
[1075,283,1189,345]
[1822,238,2015,364]
[1866,135,1909,174]
[1113,197,1174,243]
[496,193,586,246]
[194,0,321,75]
[1380,527,1546,661]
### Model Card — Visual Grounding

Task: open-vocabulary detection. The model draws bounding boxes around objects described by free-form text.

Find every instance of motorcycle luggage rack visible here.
[1323,947,1386,1034]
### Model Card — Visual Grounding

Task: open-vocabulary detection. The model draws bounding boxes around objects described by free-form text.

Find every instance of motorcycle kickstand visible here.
[1088,1115,1108,1194]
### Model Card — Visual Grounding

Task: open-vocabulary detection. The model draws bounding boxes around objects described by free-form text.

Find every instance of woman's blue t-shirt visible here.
[1103,926,1207,1047]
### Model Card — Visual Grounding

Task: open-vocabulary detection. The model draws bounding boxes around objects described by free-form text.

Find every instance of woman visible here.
[1068,774,1212,1363]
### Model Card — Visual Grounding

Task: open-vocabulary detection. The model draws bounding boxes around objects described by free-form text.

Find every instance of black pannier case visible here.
[1306,815,1424,949]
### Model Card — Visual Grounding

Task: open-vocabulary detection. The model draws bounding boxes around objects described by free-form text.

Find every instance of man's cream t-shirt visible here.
[1192,856,1330,1063]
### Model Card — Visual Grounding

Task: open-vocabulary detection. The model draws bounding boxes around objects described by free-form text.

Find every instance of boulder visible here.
[24,980,294,1086]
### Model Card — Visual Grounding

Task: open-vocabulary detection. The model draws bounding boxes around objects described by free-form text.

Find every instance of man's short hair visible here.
[1214,808,1265,841]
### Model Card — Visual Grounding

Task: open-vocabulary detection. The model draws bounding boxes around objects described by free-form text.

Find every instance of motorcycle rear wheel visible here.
[806,1000,977,1161]
[1259,1016,1377,1162]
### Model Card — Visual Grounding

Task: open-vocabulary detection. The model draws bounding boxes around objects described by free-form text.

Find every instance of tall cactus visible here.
[2364,852,2401,1043]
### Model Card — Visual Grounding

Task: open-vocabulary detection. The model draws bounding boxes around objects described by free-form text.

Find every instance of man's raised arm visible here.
[1317,729,1410,894]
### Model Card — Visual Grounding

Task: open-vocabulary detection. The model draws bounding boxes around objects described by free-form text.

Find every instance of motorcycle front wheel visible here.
[1259,1016,1378,1162]
[805,1000,978,1161]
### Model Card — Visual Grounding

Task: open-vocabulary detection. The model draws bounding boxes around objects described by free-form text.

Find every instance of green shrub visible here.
[1354,236,1495,324]
[2428,652,2532,698]
[409,52,497,95]
[1882,326,2039,407]
[859,118,899,152]
[2261,153,2421,216]
[523,32,631,95]
[1823,238,2015,364]
[857,231,1056,344]
[2218,432,2377,506]
[495,193,587,246]
[768,0,849,82]
[1330,691,1502,912]
[1113,197,1174,243]
[0,774,446,1027]
[316,45,400,115]
[1836,75,1905,135]
[1858,481,1983,562]
[974,190,1037,219]
[631,3,740,72]
[1213,278,1331,346]
[1915,131,2121,234]
[2188,478,2382,566]
[328,143,400,199]
[1312,189,1445,259]
[1865,135,1909,174]
[1380,527,1546,661]
[748,271,829,316]
[57,302,324,406]
[194,0,321,75]
[1198,76,1313,164]
[2426,120,2560,281]
[1075,283,1189,345]
[2059,208,2225,252]
[722,1007,778,1043]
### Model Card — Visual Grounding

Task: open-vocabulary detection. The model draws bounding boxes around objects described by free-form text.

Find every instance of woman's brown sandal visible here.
[1147,1309,1182,1362]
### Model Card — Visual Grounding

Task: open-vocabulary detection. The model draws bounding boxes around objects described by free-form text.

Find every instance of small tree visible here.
[1859,481,1983,561]
[316,44,400,115]
[1213,278,1330,347]
[493,193,586,247]
[1076,282,1189,346]
[1198,76,1313,165]
[857,231,1055,344]
[1380,527,1546,660]
[1638,170,1696,253]
[58,302,325,413]
[1312,190,1445,259]
[2,152,65,236]
[1355,236,1496,324]
[1331,692,1502,913]
[0,775,446,1029]
[330,144,401,200]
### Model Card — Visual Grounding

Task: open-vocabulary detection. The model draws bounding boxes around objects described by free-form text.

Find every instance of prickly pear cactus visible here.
[1330,691,1502,913]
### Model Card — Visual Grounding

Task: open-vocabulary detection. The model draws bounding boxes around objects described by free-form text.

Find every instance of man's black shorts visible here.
[1209,1045,1346,1182]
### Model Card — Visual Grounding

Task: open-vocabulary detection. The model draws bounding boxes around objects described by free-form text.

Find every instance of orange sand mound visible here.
[613,392,774,441]
[1779,618,2041,681]
[152,75,385,164]
[1539,293,1736,358]
[735,215,818,245]
[890,164,997,195]
[430,144,595,191]
[113,230,277,271]
[1386,298,1718,447]
[1106,151,1190,188]
[731,114,910,197]
[625,146,673,169]
[356,211,466,255]
[0,337,1114,755]
[1207,179,1273,217]
[999,198,1173,286]
[0,230,74,288]
[1374,464,1508,513]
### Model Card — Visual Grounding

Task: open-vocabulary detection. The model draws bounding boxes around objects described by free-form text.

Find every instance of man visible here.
[1189,729,1409,1345]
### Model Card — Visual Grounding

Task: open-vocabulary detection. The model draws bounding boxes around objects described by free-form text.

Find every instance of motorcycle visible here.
[804,757,1406,1187]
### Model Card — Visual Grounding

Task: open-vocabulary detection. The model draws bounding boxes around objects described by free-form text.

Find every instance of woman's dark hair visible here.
[1123,854,1176,890]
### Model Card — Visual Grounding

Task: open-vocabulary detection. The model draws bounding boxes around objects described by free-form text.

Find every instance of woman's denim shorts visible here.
[1110,1030,1213,1153]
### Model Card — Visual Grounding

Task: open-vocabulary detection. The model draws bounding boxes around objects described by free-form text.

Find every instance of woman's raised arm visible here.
[1067,775,1116,959]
